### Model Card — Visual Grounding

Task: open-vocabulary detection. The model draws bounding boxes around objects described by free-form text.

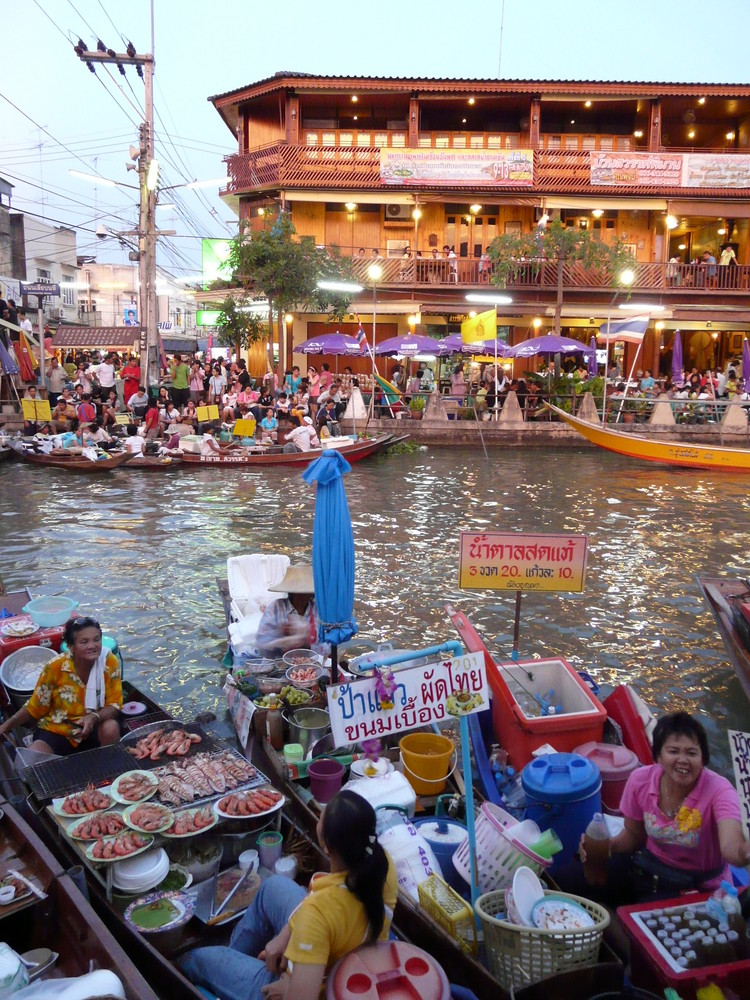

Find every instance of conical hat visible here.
[268,563,314,594]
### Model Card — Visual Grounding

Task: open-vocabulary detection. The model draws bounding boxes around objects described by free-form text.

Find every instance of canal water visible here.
[1,446,748,772]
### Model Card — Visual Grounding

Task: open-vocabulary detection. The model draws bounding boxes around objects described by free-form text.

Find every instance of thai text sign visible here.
[590,151,750,189]
[381,148,534,187]
[459,531,589,592]
[728,730,750,838]
[327,651,487,747]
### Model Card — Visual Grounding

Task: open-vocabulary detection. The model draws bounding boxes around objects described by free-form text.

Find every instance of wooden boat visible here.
[0,445,13,463]
[123,454,183,470]
[698,576,750,700]
[545,402,750,471]
[0,793,160,998]
[179,433,407,468]
[15,448,134,472]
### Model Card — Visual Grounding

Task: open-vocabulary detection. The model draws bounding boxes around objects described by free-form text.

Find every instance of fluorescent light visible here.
[70,169,116,188]
[60,281,90,290]
[316,280,363,294]
[465,293,513,305]
[618,303,664,312]
[146,159,159,192]
[238,301,271,313]
[185,177,231,189]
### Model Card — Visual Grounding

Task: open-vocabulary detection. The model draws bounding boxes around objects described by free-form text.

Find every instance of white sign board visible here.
[326,651,487,748]
[728,729,750,839]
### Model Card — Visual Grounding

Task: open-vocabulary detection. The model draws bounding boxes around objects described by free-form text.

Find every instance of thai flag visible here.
[355,316,369,355]
[597,315,649,344]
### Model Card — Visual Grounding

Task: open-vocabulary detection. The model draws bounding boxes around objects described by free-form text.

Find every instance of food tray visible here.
[66,813,128,842]
[52,787,114,818]
[152,749,267,811]
[161,806,219,839]
[122,802,175,835]
[214,785,284,821]
[110,770,159,805]
[85,832,155,864]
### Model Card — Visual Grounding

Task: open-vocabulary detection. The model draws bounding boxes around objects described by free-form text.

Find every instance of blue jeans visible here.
[180,876,306,1000]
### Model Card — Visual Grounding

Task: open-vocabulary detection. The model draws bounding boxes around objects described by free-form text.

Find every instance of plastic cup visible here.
[307,758,345,804]
[257,831,284,870]
[274,856,298,879]
[283,743,304,764]
[239,849,259,873]
[529,829,563,860]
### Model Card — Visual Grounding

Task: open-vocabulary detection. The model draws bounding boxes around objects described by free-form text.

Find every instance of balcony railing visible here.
[226,143,750,196]
[347,255,750,293]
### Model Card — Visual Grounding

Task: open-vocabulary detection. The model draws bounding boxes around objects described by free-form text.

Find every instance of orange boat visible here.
[545,403,750,472]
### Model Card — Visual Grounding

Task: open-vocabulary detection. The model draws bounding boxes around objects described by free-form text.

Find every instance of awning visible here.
[161,336,198,352]
[49,327,140,349]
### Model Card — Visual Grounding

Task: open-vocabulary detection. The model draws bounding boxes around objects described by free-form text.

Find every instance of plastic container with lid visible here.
[521,752,601,879]
[326,940,450,1000]
[412,817,467,895]
[574,740,641,814]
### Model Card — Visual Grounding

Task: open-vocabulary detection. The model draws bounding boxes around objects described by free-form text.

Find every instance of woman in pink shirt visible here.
[582,712,750,899]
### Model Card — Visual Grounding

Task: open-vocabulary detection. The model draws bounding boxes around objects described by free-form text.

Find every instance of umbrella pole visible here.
[330,643,338,685]
[459,713,480,912]
[512,591,522,661]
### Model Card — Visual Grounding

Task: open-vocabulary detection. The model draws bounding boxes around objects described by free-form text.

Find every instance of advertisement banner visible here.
[327,651,487,747]
[459,531,589,592]
[682,153,750,189]
[590,151,683,187]
[381,148,534,187]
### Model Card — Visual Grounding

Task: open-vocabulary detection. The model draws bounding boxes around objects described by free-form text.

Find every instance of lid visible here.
[113,848,169,888]
[121,701,148,716]
[573,741,640,779]
[412,818,467,846]
[521,753,601,802]
[512,867,545,926]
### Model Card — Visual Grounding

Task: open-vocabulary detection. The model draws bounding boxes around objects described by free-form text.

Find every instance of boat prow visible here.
[698,575,750,701]
[179,432,407,468]
[545,403,750,472]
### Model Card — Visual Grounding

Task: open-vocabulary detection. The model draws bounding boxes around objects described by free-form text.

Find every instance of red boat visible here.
[15,449,134,472]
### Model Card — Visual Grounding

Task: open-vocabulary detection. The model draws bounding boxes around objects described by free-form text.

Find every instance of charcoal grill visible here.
[22,744,136,802]
[122,723,224,769]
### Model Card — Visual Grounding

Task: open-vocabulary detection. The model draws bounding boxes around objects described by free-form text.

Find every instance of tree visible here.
[488,219,634,338]
[215,294,268,351]
[227,211,356,381]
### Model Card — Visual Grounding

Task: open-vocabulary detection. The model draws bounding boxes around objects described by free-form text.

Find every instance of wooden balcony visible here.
[348,255,750,295]
[225,143,750,197]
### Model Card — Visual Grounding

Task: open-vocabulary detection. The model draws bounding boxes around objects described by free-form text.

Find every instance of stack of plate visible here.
[112,848,169,894]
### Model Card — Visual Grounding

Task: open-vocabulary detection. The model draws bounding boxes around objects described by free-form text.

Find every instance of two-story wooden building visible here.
[210,73,750,378]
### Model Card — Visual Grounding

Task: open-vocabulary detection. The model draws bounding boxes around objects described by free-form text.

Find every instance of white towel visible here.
[84,650,108,710]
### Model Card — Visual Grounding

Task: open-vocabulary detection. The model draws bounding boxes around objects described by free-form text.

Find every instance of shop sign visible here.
[459,531,589,593]
[225,677,255,749]
[729,730,750,838]
[590,151,750,189]
[381,148,534,187]
[21,281,60,297]
[327,651,487,747]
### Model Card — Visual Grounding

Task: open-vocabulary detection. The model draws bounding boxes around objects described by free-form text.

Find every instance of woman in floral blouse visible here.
[0,617,121,756]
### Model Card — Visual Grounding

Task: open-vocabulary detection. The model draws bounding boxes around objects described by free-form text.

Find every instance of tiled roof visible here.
[50,327,140,348]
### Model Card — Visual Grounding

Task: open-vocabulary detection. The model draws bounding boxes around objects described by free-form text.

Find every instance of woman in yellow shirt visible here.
[0,617,121,756]
[181,790,398,1000]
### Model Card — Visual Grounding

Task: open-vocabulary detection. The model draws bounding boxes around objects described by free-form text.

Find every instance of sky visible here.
[2,0,749,279]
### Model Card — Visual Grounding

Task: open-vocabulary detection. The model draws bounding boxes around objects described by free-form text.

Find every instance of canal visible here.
[1,445,748,772]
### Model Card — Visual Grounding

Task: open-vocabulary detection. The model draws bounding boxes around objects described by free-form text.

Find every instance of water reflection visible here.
[0,447,748,771]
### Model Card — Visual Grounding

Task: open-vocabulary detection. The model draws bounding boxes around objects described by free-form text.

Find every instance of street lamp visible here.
[601,269,637,418]
[367,263,382,414]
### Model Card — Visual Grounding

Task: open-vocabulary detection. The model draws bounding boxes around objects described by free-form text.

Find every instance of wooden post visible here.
[529,100,541,147]
[408,96,419,147]
[287,94,300,144]
[648,100,662,150]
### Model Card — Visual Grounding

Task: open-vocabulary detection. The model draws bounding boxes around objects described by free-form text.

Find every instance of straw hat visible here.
[269,563,314,594]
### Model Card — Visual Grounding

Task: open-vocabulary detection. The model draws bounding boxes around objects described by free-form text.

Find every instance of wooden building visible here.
[209,74,750,377]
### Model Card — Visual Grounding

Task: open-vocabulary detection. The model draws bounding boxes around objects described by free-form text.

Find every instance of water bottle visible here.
[721,882,747,943]
[501,770,526,820]
[583,812,609,886]
[706,883,728,925]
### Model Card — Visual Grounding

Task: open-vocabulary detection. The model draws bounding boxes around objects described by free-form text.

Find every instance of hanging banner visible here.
[327,651,487,747]
[590,151,750,189]
[459,531,589,592]
[728,730,750,838]
[381,148,534,187]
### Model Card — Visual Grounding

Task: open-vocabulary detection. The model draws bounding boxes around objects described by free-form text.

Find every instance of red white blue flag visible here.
[355,315,369,355]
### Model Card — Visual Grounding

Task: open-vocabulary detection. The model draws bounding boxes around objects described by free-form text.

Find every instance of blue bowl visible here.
[23,597,79,628]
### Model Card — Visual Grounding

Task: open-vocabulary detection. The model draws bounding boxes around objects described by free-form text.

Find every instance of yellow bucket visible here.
[399,733,455,795]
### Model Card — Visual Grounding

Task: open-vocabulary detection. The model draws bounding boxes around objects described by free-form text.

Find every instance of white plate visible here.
[85,832,154,864]
[1,620,40,637]
[66,813,127,841]
[122,802,175,835]
[214,787,284,821]
[350,758,394,778]
[52,786,114,818]
[160,806,218,839]
[110,770,159,805]
[512,867,545,927]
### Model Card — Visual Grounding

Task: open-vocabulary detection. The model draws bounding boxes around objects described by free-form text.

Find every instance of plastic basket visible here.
[417,873,477,956]
[475,888,609,992]
[452,802,551,893]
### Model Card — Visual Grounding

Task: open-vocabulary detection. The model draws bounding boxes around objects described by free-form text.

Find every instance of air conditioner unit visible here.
[384,203,412,222]
[57,307,65,318]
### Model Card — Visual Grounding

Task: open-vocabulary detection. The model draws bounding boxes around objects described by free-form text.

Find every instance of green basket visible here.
[474,888,609,992]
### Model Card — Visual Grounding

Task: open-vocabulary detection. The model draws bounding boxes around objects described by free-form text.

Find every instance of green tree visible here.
[488,219,634,339]
[227,211,356,380]
[215,294,268,351]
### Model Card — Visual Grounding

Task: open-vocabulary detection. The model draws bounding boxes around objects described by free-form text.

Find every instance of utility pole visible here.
[74,42,159,389]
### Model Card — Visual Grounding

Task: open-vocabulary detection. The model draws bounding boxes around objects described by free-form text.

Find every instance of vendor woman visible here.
[255,564,326,658]
[0,617,121,756]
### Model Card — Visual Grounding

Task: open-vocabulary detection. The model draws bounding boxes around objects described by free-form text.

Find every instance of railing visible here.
[346,254,750,294]
[274,131,635,153]
[226,144,750,196]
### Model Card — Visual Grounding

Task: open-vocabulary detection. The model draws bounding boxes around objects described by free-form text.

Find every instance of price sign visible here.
[728,729,750,838]
[459,531,589,593]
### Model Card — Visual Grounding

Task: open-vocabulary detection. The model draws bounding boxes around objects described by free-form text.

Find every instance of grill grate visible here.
[153,748,267,810]
[122,710,173,733]
[22,744,136,801]
[122,723,225,769]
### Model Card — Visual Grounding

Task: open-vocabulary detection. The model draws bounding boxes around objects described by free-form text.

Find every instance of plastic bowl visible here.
[282,649,323,669]
[22,597,79,628]
[284,664,325,689]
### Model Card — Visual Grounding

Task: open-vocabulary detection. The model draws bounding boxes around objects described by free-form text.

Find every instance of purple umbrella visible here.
[508,334,591,358]
[671,330,683,385]
[461,338,513,357]
[439,333,465,354]
[587,336,598,377]
[743,337,750,392]
[373,334,442,356]
[294,333,362,356]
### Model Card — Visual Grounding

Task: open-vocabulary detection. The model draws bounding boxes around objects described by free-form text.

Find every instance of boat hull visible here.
[179,434,405,468]
[698,576,750,701]
[546,403,750,471]
[124,455,183,470]
[16,449,134,471]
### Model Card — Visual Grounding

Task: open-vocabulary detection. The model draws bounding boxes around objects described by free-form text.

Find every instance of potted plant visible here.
[408,396,426,420]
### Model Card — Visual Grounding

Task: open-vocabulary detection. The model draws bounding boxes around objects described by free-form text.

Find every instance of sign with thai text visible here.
[459,531,589,592]
[728,730,750,838]
[381,148,534,187]
[21,281,60,297]
[327,651,487,747]
[590,151,750,189]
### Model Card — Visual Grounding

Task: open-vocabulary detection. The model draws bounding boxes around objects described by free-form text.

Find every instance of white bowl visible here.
[113,848,169,891]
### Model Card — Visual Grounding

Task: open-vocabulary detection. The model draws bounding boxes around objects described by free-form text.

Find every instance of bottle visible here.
[502,771,526,820]
[583,812,610,886]
[706,884,728,925]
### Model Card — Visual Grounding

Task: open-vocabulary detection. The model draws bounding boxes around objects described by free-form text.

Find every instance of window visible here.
[36,268,51,280]
[62,284,75,307]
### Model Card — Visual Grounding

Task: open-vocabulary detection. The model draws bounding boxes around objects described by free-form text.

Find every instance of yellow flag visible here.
[461,308,496,344]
